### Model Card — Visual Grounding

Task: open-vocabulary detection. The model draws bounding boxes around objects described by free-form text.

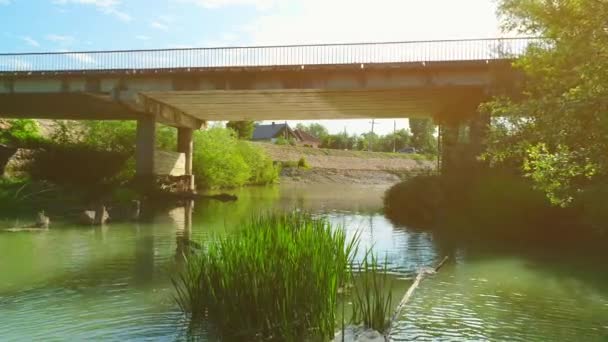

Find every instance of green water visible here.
[1,184,607,341]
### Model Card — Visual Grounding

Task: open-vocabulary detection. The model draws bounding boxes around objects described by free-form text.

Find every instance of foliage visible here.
[192,127,251,188]
[0,119,44,147]
[172,213,358,341]
[226,121,255,139]
[384,174,443,229]
[275,136,296,146]
[236,141,280,185]
[0,178,83,216]
[193,127,278,188]
[80,121,137,153]
[350,254,394,333]
[297,156,310,169]
[296,123,329,140]
[376,129,412,153]
[28,145,130,188]
[523,143,596,206]
[321,132,359,150]
[483,0,608,206]
[409,118,437,154]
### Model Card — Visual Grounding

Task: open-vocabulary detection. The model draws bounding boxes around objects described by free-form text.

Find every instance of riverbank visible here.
[257,142,435,185]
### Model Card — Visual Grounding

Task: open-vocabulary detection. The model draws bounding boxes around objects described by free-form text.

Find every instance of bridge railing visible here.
[0,37,542,73]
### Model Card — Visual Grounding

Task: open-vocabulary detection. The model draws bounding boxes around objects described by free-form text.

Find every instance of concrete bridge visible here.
[0,37,537,187]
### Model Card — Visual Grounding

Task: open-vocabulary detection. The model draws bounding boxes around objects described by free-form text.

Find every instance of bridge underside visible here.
[0,60,517,190]
[138,86,484,122]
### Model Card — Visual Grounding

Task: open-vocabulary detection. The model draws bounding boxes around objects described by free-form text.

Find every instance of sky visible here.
[0,0,505,135]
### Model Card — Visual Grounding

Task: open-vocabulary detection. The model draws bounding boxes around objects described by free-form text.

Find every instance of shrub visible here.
[173,213,358,340]
[297,156,310,169]
[28,145,130,187]
[192,127,279,189]
[384,174,443,229]
[236,141,279,185]
[192,127,251,189]
[0,119,45,147]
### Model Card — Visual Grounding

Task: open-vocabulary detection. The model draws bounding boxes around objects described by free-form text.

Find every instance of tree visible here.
[377,129,412,152]
[482,0,608,206]
[409,118,437,154]
[295,123,329,140]
[226,121,255,140]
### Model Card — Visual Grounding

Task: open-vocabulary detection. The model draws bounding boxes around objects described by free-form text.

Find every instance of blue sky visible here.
[0,0,504,134]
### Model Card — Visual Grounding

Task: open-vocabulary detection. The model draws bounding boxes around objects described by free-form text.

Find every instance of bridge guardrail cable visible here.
[0,37,543,73]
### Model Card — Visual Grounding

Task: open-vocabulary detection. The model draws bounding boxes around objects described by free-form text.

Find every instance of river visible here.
[1,184,607,341]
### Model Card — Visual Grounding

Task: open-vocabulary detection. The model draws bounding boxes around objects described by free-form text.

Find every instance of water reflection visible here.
[0,184,607,341]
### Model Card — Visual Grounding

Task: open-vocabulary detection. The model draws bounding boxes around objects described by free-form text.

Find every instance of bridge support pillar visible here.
[439,123,459,174]
[177,127,195,191]
[135,116,156,189]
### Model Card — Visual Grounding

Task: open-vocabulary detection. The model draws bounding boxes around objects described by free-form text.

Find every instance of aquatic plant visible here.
[350,253,394,334]
[172,212,358,341]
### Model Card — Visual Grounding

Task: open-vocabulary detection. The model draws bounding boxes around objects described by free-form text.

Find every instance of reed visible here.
[172,212,358,341]
[350,253,394,333]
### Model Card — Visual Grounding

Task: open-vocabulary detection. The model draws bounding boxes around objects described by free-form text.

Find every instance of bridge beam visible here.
[139,93,205,130]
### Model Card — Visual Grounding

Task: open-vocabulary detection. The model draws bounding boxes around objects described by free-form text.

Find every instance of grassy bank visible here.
[383,170,605,245]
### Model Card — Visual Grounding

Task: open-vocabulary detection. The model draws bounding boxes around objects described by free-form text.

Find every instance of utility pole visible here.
[343,126,347,150]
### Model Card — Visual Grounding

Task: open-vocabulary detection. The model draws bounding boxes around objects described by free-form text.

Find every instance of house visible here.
[252,122,321,148]
[293,129,321,148]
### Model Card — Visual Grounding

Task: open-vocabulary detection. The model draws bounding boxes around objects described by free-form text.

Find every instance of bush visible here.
[28,145,130,187]
[236,141,279,185]
[192,127,279,189]
[173,213,358,340]
[384,174,443,229]
[0,119,45,147]
[297,156,310,169]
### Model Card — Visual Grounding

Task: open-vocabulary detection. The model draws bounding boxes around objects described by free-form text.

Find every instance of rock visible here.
[79,211,96,225]
[79,205,110,225]
[334,326,387,342]
[34,211,50,229]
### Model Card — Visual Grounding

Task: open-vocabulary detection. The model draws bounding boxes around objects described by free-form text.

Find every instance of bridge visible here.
[0,37,537,188]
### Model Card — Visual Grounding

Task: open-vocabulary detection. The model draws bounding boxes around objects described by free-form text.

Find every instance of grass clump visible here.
[173,213,358,341]
[350,254,394,334]
[297,156,310,169]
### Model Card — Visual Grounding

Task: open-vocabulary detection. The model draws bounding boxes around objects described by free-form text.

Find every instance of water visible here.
[1,184,607,341]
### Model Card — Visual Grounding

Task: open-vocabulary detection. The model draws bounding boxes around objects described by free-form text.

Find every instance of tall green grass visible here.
[350,254,394,333]
[173,213,358,340]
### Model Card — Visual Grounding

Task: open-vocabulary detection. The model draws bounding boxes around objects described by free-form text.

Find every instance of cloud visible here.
[0,0,11,5]
[150,21,169,31]
[174,0,279,10]
[135,35,151,41]
[46,34,75,44]
[241,0,502,45]
[20,36,40,47]
[52,0,132,22]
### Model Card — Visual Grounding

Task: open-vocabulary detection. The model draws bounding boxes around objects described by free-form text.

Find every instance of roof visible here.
[293,129,321,143]
[252,123,289,140]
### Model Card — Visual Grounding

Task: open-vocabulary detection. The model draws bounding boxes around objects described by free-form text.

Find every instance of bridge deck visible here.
[0,37,538,74]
